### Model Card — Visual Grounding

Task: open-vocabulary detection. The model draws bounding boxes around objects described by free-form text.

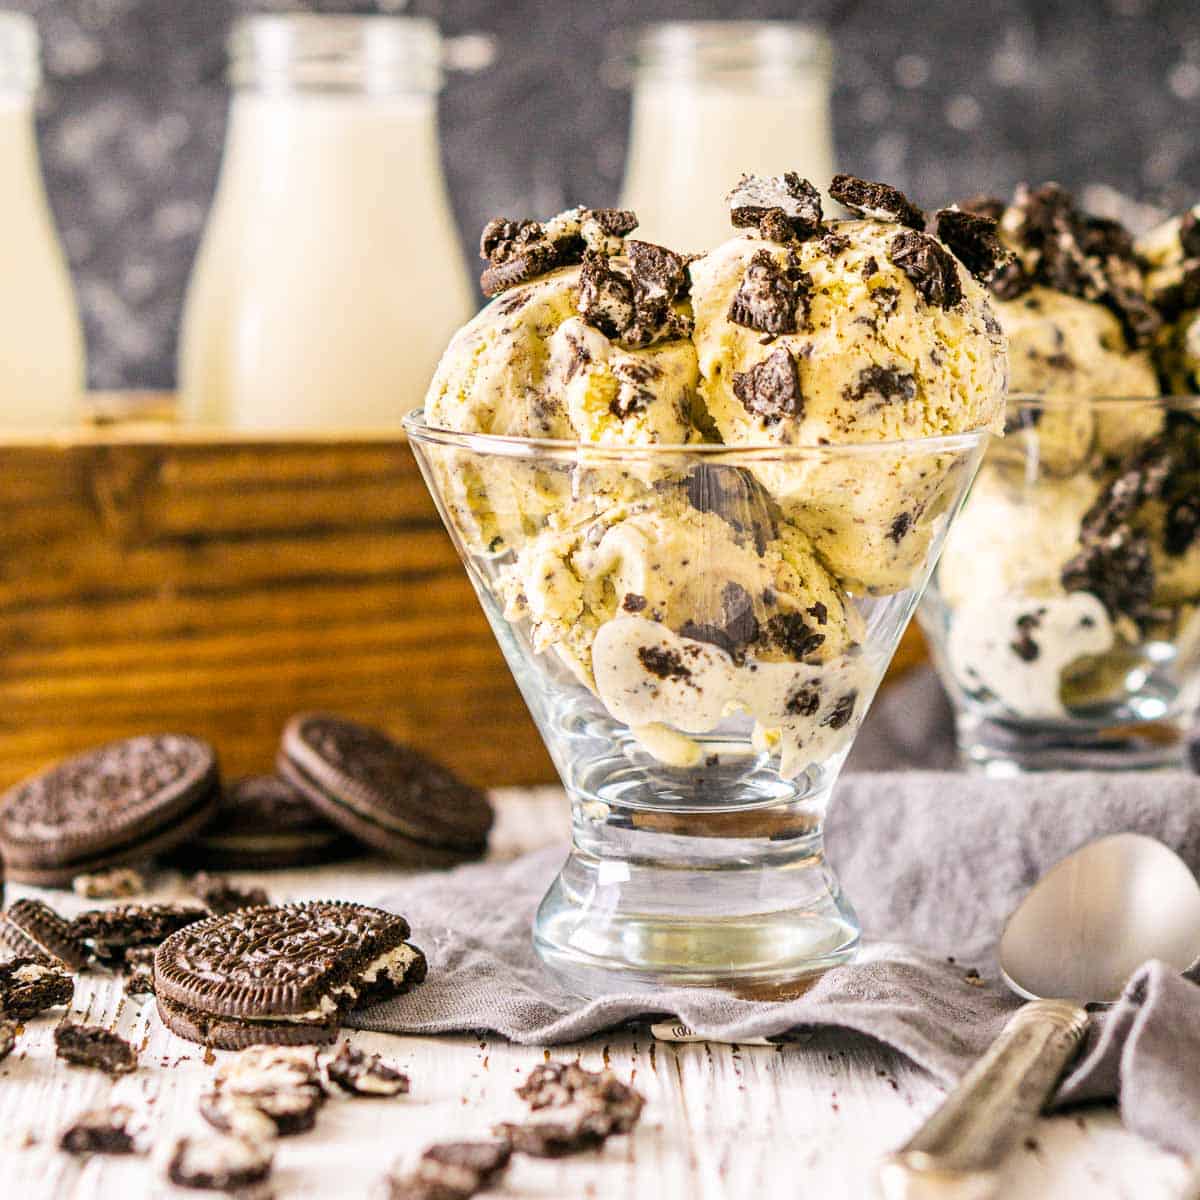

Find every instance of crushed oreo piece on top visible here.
[577,251,637,338]
[1062,525,1156,624]
[830,174,925,230]
[728,172,823,241]
[935,208,1009,281]
[626,239,690,302]
[844,364,917,406]
[728,250,813,335]
[732,347,803,425]
[958,194,1007,223]
[889,230,964,309]
[580,207,638,252]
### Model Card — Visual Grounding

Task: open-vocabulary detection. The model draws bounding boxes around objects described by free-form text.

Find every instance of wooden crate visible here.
[0,396,927,792]
[0,402,554,790]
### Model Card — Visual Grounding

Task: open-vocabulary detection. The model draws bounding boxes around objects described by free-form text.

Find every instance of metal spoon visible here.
[878,833,1200,1199]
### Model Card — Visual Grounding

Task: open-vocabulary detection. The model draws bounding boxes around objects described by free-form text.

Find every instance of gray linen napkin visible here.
[353,771,1200,1156]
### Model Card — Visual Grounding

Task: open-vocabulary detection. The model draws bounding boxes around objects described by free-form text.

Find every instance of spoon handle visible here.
[878,998,1089,1199]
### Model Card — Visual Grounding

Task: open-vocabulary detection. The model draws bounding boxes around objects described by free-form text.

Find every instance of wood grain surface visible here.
[0,788,1190,1200]
[0,396,928,792]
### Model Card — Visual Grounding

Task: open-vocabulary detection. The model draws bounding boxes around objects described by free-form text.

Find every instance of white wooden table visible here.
[2,788,1195,1199]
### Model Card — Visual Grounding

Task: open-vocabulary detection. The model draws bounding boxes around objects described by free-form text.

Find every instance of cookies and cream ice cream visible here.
[929,185,1200,722]
[420,173,1007,774]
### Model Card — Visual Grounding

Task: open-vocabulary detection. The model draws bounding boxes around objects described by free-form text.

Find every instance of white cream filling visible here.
[238,943,421,1024]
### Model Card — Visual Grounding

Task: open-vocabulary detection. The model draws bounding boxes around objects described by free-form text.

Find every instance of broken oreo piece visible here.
[69,902,208,965]
[59,1105,147,1156]
[201,1084,323,1139]
[578,250,638,339]
[844,365,917,406]
[935,208,1009,281]
[54,1023,137,1075]
[728,250,812,334]
[72,866,146,899]
[732,347,804,423]
[188,872,271,917]
[889,230,964,309]
[322,1043,410,1097]
[0,956,74,1020]
[626,239,690,303]
[728,172,823,240]
[685,464,778,554]
[1061,525,1156,624]
[123,946,157,996]
[830,174,925,230]
[167,1135,274,1192]
[767,612,826,661]
[1,898,90,970]
[416,1141,512,1195]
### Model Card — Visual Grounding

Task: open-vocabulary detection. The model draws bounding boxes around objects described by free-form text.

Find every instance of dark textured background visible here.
[10,0,1200,388]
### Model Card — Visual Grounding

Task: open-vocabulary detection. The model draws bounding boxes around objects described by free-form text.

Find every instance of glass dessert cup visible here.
[921,396,1200,775]
[407,411,988,995]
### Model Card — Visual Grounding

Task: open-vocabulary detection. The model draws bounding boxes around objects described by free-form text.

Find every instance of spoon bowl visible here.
[999,832,1200,1003]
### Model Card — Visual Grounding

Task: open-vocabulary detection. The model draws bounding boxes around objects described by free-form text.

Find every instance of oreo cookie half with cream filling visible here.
[278,714,493,867]
[177,775,361,871]
[153,901,426,1050]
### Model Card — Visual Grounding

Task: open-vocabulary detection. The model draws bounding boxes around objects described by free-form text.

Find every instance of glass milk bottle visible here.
[619,22,834,253]
[0,13,85,428]
[179,15,474,431]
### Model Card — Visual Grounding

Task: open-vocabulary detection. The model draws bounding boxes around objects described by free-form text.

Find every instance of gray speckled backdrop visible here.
[9,0,1200,388]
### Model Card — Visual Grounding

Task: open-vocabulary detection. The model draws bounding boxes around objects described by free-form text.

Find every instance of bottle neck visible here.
[228,14,443,97]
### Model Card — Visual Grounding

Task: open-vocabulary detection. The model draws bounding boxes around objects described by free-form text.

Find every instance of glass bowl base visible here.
[957,711,1191,774]
[533,818,860,997]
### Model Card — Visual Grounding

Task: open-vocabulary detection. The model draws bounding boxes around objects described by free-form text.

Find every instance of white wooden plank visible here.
[0,787,1191,1198]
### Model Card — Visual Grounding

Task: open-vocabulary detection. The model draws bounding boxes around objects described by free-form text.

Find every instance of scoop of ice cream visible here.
[1138,207,1200,395]
[686,221,1005,592]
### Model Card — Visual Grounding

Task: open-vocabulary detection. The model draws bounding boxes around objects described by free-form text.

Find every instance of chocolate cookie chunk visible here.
[0,956,74,1019]
[278,714,492,866]
[167,1135,273,1192]
[0,898,90,969]
[685,465,778,554]
[0,734,219,885]
[934,208,1008,281]
[626,240,690,303]
[844,365,918,406]
[69,902,208,965]
[889,230,964,309]
[154,902,425,1050]
[178,774,360,872]
[679,582,761,662]
[416,1141,512,1196]
[496,1062,645,1157]
[1061,525,1156,623]
[727,172,823,241]
[578,250,637,339]
[728,250,813,334]
[188,872,271,916]
[59,1105,147,1155]
[123,946,157,996]
[732,347,803,424]
[0,1019,16,1061]
[54,1023,137,1075]
[322,1043,410,1097]
[201,1085,324,1138]
[830,174,925,230]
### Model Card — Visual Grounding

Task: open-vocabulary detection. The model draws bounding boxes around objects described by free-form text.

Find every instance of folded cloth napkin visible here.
[354,772,1200,1157]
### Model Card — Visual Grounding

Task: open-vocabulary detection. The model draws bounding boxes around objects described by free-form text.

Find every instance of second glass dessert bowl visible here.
[921,395,1200,774]
[407,411,988,996]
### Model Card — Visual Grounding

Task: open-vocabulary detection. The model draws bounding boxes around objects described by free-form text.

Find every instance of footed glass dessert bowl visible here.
[408,411,988,995]
[922,395,1200,774]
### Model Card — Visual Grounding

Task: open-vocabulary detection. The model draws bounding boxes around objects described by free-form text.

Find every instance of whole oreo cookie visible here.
[277,714,493,866]
[154,901,426,1050]
[177,774,361,871]
[0,734,220,885]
